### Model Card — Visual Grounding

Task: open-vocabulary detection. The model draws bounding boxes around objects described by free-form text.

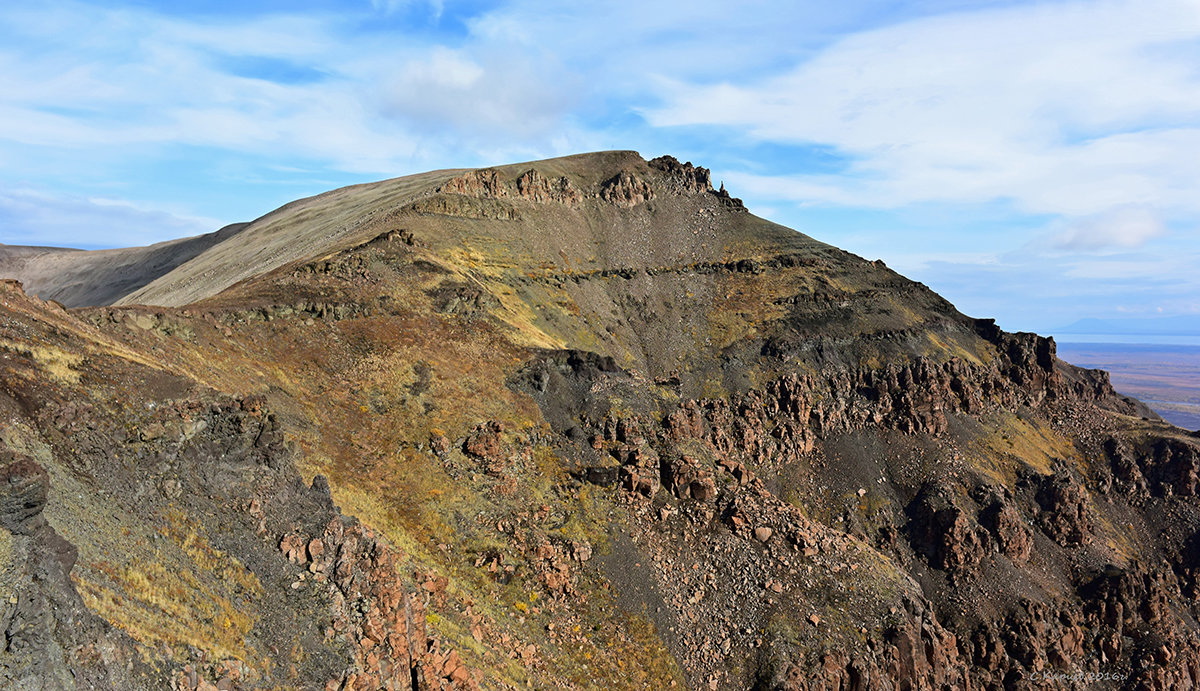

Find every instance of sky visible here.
[1,0,1199,335]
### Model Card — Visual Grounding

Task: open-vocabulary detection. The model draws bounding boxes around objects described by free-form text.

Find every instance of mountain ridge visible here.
[2,151,1198,690]
[1057,315,1200,337]
[0,222,250,308]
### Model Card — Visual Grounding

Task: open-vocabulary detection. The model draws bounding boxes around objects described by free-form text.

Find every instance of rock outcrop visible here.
[1,456,152,689]
[277,518,480,691]
[600,171,656,207]
[648,155,713,194]
[436,168,581,205]
[515,169,582,204]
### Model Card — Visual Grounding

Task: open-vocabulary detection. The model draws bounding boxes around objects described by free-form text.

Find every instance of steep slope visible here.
[115,167,466,308]
[0,223,248,308]
[2,152,1199,691]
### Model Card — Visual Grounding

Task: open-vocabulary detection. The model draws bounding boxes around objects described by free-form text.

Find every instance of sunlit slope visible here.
[115,167,467,308]
[148,151,986,385]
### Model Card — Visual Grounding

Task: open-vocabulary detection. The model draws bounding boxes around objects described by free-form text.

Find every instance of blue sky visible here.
[1,0,1199,334]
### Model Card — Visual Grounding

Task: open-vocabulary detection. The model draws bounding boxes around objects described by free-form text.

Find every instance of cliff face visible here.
[1,152,1198,690]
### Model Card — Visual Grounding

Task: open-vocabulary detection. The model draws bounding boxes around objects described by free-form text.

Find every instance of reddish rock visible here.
[463,421,504,460]
[907,485,988,574]
[280,533,307,564]
[981,497,1033,563]
[429,432,451,455]
[689,476,717,502]
[307,538,325,563]
[515,169,581,204]
[438,169,506,197]
[1037,472,1090,545]
[600,171,655,207]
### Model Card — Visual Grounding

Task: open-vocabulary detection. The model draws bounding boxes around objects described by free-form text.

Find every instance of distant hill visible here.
[1057,314,1200,336]
[0,222,248,307]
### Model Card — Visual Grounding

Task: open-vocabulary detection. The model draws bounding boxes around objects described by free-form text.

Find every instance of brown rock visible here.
[570,541,593,562]
[307,538,325,563]
[982,498,1032,563]
[1037,472,1090,545]
[600,171,655,207]
[280,533,307,564]
[689,476,717,502]
[438,169,505,197]
[429,432,451,455]
[463,421,504,461]
[450,664,472,683]
[515,169,581,204]
[907,485,987,573]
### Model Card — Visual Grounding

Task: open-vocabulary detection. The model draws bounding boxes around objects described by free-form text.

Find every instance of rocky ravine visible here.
[1,151,1199,690]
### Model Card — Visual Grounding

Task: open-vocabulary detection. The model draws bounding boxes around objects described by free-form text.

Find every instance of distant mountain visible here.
[1057,314,1200,336]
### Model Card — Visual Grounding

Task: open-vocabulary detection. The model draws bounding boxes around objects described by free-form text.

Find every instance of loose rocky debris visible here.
[1,455,155,689]
[274,518,481,691]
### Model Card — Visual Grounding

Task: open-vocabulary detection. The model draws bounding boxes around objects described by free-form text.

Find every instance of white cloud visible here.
[465,0,873,82]
[0,4,432,174]
[645,0,1200,221]
[1052,207,1166,252]
[0,188,219,248]
[0,1,607,177]
[380,47,579,141]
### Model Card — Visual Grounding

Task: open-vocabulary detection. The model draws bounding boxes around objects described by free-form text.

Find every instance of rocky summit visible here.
[1,151,1198,690]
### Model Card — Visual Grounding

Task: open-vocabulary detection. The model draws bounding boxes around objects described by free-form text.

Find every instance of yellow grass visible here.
[965,412,1077,484]
[0,338,84,384]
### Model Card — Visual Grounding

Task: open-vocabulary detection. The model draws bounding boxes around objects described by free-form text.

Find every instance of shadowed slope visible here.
[0,222,248,307]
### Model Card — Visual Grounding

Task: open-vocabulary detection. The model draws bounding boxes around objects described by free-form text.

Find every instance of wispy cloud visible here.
[0,4,423,173]
[371,0,444,20]
[645,0,1200,219]
[1051,207,1167,252]
[0,187,219,249]
[379,47,579,141]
